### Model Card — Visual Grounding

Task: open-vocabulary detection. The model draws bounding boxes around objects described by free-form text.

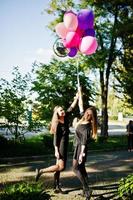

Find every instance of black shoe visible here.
[84,189,92,200]
[54,186,68,194]
[35,168,42,182]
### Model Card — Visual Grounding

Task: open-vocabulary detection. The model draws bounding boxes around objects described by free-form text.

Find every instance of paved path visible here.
[0,150,133,199]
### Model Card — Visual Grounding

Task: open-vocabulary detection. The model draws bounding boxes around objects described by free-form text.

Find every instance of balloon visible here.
[55,22,68,39]
[64,11,78,31]
[53,38,68,57]
[64,31,80,48]
[79,36,98,55]
[68,47,77,57]
[85,39,98,55]
[54,9,97,57]
[84,28,95,37]
[76,27,84,38]
[78,9,94,30]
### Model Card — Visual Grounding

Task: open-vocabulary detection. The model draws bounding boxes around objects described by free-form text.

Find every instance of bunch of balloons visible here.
[54,9,98,57]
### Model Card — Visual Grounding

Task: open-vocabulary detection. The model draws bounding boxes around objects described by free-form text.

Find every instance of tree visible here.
[32,58,96,123]
[45,0,132,137]
[0,67,31,140]
[113,1,133,106]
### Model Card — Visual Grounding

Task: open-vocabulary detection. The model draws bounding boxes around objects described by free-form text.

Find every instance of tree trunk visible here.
[15,124,19,140]
[99,7,118,137]
[101,84,108,137]
[100,70,108,137]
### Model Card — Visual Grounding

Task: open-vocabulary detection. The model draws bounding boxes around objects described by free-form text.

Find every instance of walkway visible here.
[0,150,133,199]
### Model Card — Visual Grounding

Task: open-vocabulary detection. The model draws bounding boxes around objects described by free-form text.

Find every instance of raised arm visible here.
[78,86,84,114]
[67,92,79,113]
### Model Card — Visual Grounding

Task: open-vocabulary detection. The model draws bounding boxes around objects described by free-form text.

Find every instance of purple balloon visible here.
[84,28,95,37]
[78,9,94,30]
[68,47,77,57]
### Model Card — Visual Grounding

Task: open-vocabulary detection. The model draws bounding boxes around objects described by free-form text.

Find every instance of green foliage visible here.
[89,135,127,150]
[0,67,31,140]
[32,58,95,122]
[0,135,8,146]
[117,174,133,200]
[0,134,54,157]
[0,182,50,200]
[0,134,127,158]
[41,134,53,147]
[44,0,133,137]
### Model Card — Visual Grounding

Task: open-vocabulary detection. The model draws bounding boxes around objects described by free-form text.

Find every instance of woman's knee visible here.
[59,166,65,171]
[58,164,65,171]
[73,161,78,173]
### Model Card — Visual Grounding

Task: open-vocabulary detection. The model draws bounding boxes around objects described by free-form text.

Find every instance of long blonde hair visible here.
[77,106,97,139]
[50,106,60,134]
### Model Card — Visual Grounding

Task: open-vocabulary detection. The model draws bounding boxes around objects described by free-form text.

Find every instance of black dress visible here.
[126,123,133,150]
[53,107,72,161]
[73,123,91,161]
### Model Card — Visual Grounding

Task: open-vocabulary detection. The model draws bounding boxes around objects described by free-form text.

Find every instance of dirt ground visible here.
[0,150,133,200]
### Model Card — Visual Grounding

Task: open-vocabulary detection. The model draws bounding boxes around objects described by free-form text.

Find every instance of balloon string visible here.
[76,56,80,91]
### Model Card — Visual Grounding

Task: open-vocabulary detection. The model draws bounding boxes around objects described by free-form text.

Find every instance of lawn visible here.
[0,133,128,158]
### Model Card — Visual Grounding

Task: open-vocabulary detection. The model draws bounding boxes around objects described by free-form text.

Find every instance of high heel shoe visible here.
[54,185,68,194]
[84,189,92,200]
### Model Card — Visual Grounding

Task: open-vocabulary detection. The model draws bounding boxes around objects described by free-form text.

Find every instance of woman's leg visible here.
[54,171,60,188]
[54,159,64,187]
[53,160,67,194]
[35,159,65,182]
[80,162,88,178]
[73,159,91,199]
[128,134,132,151]
[73,160,88,189]
[80,162,90,185]
[40,159,65,173]
[131,134,133,151]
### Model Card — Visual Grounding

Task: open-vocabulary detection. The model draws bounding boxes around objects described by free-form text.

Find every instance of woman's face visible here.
[57,107,65,117]
[84,109,93,121]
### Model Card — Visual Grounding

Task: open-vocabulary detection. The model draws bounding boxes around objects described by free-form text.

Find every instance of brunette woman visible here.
[35,94,78,193]
[73,88,97,200]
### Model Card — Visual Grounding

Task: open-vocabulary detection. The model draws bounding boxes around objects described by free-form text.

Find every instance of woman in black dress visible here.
[126,120,133,152]
[35,94,78,193]
[73,89,97,200]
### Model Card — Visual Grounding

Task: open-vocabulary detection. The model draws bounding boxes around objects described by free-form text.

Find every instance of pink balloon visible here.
[79,36,98,55]
[76,27,84,38]
[55,22,68,39]
[86,39,98,55]
[64,31,80,48]
[64,11,78,31]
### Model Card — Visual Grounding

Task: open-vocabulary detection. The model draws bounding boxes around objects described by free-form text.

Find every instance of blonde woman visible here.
[73,88,97,200]
[35,94,78,194]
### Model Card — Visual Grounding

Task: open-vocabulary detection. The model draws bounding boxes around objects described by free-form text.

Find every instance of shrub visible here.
[0,182,51,200]
[0,135,8,146]
[41,134,53,147]
[117,174,133,200]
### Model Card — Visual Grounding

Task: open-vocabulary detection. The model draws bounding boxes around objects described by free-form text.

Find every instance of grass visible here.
[0,181,120,200]
[0,133,128,158]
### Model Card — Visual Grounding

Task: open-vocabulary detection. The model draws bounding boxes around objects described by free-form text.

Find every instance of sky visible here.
[0,0,56,81]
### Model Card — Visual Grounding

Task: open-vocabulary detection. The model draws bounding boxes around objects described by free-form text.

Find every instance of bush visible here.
[41,134,53,147]
[0,182,51,200]
[0,135,8,146]
[109,115,118,120]
[117,174,133,200]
